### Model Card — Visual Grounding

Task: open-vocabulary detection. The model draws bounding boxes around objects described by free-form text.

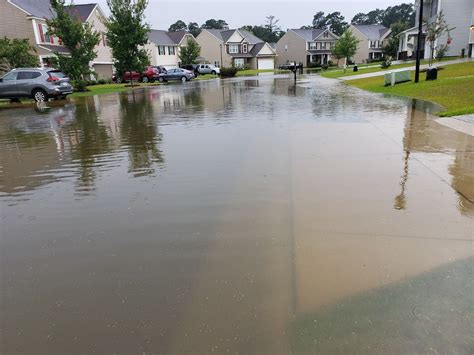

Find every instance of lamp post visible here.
[219,44,223,67]
[415,0,424,83]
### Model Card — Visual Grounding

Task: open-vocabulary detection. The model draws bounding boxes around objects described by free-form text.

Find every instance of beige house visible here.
[275,29,339,68]
[0,0,113,79]
[350,24,391,63]
[196,29,276,69]
[469,8,474,58]
[145,30,195,68]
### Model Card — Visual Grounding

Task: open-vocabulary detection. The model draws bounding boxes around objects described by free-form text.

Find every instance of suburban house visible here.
[275,29,339,68]
[0,0,113,79]
[66,3,113,79]
[350,24,391,63]
[145,30,196,68]
[196,29,277,69]
[398,0,473,60]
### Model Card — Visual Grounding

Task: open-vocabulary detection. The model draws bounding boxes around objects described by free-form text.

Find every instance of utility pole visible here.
[415,0,424,83]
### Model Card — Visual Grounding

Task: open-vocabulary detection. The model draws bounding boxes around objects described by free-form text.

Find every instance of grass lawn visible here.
[346,62,474,117]
[321,57,459,79]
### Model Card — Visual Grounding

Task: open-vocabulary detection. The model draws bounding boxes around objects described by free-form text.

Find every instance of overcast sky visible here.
[74,0,410,30]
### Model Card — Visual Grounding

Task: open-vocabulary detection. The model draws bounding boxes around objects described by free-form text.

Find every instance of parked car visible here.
[279,62,296,70]
[197,64,220,75]
[112,66,161,83]
[157,68,195,83]
[0,68,73,102]
[180,64,200,76]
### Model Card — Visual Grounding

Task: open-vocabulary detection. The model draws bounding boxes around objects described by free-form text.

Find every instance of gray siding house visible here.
[350,25,391,63]
[398,0,473,60]
[276,29,339,67]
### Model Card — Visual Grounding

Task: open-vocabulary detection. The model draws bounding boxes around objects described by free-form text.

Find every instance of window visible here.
[158,46,166,55]
[228,44,239,54]
[323,31,329,38]
[17,71,41,80]
[234,58,245,68]
[168,46,176,55]
[321,42,327,50]
[38,23,52,43]
[102,33,108,46]
[214,61,220,67]
[242,44,248,53]
[285,44,288,52]
[309,42,316,50]
[2,72,17,81]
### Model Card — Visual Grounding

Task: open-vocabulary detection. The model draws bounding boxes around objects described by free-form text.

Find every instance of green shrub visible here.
[321,64,329,70]
[72,79,89,92]
[98,79,107,85]
[220,67,239,78]
[307,62,322,69]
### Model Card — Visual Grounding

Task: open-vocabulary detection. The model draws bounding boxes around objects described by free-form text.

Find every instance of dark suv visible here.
[0,68,73,102]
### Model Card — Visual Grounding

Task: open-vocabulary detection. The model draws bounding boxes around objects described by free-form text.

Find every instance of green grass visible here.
[347,62,474,117]
[321,57,460,79]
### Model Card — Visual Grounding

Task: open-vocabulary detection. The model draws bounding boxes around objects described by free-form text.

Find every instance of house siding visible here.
[351,26,370,64]
[87,8,112,65]
[275,31,307,67]
[0,0,35,43]
[196,30,231,67]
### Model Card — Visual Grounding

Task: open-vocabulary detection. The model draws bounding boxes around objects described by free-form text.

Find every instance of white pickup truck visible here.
[197,64,220,75]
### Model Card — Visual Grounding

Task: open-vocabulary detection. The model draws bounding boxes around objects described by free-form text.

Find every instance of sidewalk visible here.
[436,114,474,137]
[341,58,472,81]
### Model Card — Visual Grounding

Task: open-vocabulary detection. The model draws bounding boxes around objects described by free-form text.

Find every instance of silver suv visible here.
[0,68,74,102]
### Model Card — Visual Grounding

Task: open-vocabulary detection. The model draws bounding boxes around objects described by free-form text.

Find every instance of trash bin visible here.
[353,65,358,72]
[426,67,438,81]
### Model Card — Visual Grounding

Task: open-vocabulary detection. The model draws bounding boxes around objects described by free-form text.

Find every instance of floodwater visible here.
[0,75,473,354]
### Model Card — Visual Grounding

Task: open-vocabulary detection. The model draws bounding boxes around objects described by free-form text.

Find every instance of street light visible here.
[415,0,424,83]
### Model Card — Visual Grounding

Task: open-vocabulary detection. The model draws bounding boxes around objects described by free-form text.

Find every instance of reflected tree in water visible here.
[119,92,164,177]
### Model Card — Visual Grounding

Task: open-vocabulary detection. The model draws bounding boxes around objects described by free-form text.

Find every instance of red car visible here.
[113,66,162,83]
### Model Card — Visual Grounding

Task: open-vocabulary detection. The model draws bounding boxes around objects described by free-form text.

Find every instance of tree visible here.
[0,37,39,73]
[265,15,281,34]
[178,38,201,65]
[382,21,409,58]
[351,13,369,25]
[366,9,384,24]
[188,22,201,37]
[168,20,187,32]
[312,11,328,29]
[332,29,359,71]
[105,0,150,81]
[325,12,349,36]
[424,11,455,66]
[381,4,415,28]
[201,19,229,30]
[47,0,100,84]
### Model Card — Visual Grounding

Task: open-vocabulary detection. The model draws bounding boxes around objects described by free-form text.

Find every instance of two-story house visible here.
[469,7,474,58]
[398,0,473,60]
[196,29,276,70]
[0,0,113,79]
[66,3,113,79]
[275,29,339,68]
[350,25,391,63]
[145,30,196,68]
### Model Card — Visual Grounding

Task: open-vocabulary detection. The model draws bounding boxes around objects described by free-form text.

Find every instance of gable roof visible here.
[148,30,193,45]
[203,28,266,44]
[352,25,390,41]
[10,0,55,19]
[66,3,97,22]
[290,28,336,42]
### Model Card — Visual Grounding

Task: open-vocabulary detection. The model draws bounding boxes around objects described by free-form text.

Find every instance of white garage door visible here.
[258,58,274,70]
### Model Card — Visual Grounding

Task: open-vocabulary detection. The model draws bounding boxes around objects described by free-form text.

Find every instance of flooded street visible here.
[1,75,473,354]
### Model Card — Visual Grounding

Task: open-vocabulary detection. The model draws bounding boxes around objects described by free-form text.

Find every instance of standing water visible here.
[1,75,473,354]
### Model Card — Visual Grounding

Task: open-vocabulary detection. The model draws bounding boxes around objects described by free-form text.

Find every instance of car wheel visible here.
[158,77,165,83]
[142,76,149,83]
[181,76,187,83]
[211,70,216,75]
[32,89,48,102]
